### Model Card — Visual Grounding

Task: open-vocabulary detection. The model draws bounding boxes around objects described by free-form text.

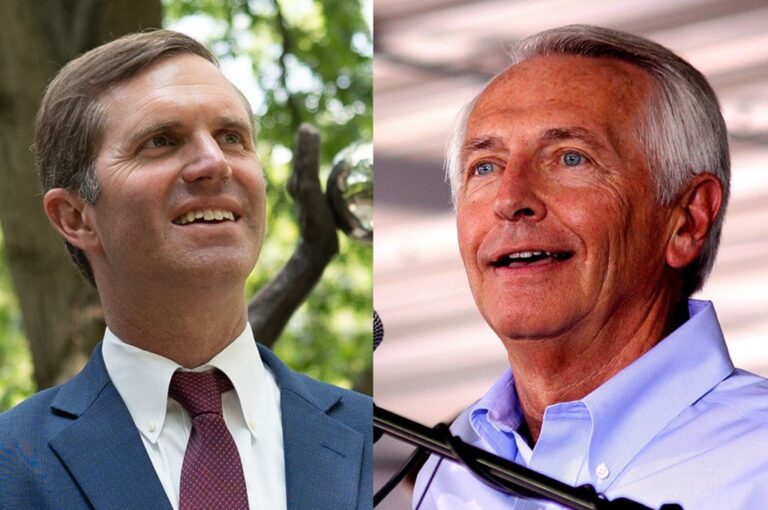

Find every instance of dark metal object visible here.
[248,124,340,348]
[373,310,384,351]
[326,142,373,244]
[374,445,429,506]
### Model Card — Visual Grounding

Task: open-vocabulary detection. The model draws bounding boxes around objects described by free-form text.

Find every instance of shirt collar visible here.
[469,369,527,461]
[206,326,272,440]
[102,325,269,443]
[471,369,520,433]
[469,299,734,485]
[582,299,734,486]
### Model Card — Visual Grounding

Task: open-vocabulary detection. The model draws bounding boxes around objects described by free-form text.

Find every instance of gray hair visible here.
[446,24,730,296]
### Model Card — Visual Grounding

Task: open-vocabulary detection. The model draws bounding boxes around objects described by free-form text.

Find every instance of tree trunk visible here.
[0,0,161,389]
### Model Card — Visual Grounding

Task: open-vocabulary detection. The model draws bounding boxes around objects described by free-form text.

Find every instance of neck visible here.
[98,277,249,368]
[505,292,685,443]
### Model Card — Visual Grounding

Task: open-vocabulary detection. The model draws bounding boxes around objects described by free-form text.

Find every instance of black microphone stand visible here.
[374,404,683,510]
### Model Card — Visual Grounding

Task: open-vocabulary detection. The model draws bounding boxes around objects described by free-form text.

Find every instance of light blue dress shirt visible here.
[413,300,768,509]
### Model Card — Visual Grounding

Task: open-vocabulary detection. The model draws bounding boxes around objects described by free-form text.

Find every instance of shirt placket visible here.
[514,402,591,510]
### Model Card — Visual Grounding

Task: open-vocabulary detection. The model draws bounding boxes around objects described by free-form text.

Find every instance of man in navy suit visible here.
[0,30,371,509]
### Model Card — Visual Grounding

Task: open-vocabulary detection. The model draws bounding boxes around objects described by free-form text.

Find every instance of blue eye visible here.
[562,152,583,167]
[474,162,495,176]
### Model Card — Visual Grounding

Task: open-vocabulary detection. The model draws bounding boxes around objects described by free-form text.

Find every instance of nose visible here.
[493,162,547,222]
[181,134,232,184]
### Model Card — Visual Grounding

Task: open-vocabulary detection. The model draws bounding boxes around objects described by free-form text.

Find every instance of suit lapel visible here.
[259,346,364,510]
[48,345,172,510]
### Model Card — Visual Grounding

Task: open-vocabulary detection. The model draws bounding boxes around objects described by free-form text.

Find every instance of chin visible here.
[175,254,256,285]
[485,305,576,342]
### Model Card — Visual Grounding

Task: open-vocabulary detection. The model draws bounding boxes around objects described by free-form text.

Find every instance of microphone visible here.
[373,309,384,351]
[373,310,385,444]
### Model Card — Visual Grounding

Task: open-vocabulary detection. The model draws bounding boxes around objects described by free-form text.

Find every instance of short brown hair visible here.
[35,29,217,286]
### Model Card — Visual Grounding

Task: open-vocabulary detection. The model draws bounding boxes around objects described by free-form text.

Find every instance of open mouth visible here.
[172,208,239,226]
[492,250,573,268]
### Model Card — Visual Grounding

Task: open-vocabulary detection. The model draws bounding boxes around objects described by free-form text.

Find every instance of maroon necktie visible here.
[169,370,249,510]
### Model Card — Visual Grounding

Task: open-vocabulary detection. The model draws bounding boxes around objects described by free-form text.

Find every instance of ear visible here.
[665,174,723,269]
[43,188,101,252]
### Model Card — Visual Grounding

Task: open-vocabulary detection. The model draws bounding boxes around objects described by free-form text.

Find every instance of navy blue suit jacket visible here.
[0,343,372,509]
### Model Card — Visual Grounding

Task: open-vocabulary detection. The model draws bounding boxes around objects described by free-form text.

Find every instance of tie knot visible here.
[169,370,233,418]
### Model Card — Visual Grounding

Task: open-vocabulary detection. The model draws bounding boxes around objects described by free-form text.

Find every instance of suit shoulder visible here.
[0,384,75,466]
[288,369,372,423]
[0,385,70,504]
[269,359,372,444]
[258,343,372,425]
[0,385,63,433]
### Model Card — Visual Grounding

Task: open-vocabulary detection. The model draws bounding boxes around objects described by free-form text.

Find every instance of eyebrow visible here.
[460,136,507,163]
[463,127,604,152]
[460,127,611,167]
[125,115,254,149]
[218,115,254,138]
[541,127,607,151]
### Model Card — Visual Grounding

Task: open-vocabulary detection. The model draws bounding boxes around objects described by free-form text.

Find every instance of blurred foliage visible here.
[0,233,35,410]
[165,0,373,388]
[0,0,372,412]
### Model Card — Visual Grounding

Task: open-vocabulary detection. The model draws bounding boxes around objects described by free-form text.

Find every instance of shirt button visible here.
[148,420,157,433]
[596,463,610,481]
[249,419,257,430]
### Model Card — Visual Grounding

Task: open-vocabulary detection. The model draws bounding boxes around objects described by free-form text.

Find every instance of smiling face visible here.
[456,55,679,344]
[84,54,266,291]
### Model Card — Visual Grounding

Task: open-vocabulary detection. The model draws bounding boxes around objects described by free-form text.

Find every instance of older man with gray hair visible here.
[413,25,768,509]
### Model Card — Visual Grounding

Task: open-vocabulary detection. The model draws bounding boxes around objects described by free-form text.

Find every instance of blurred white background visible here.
[373,0,768,507]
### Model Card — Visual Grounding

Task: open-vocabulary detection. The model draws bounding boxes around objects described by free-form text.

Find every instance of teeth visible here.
[502,251,565,266]
[508,251,546,259]
[175,208,236,225]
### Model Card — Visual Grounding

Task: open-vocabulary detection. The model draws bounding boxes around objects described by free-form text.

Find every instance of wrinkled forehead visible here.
[99,53,254,127]
[468,54,654,140]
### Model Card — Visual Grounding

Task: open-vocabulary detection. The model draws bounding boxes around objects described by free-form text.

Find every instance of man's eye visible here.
[473,162,495,176]
[562,151,584,167]
[143,135,175,149]
[221,132,242,145]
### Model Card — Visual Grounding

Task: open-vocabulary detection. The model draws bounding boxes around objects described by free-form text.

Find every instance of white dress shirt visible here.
[102,325,286,510]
